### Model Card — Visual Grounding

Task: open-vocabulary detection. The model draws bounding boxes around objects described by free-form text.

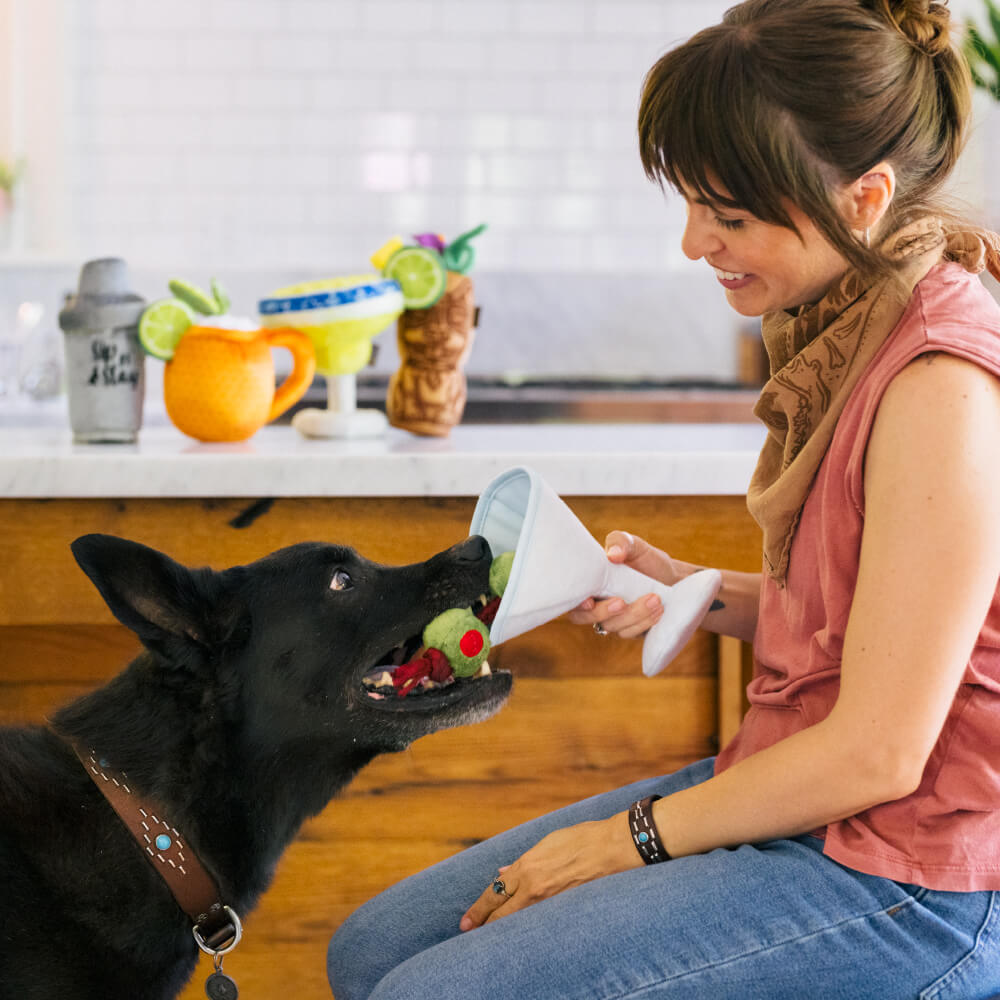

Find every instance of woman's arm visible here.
[654,354,1000,853]
[465,353,1000,928]
[567,532,762,643]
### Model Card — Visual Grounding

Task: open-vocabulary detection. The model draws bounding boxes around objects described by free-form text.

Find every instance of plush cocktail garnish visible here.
[361,551,513,700]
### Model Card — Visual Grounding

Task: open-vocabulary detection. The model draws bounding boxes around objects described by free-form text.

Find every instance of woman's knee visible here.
[327,898,387,1000]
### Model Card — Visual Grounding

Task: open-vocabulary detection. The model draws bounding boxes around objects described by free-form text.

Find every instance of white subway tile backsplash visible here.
[539,75,614,115]
[24,0,994,384]
[486,153,553,191]
[593,2,668,35]
[361,1,440,35]
[310,75,388,112]
[562,152,608,192]
[414,38,492,75]
[206,0,285,32]
[150,74,234,111]
[513,2,593,35]
[88,73,157,111]
[453,77,525,115]
[321,37,414,74]
[490,37,564,75]
[436,1,514,35]
[231,76,310,111]
[281,1,363,33]
[249,34,333,74]
[509,115,570,151]
[543,193,600,231]
[129,0,206,32]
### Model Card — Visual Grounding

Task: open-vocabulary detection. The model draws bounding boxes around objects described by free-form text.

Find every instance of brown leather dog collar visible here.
[66,739,241,954]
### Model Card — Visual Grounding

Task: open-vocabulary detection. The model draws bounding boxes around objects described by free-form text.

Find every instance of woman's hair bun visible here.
[876,0,954,57]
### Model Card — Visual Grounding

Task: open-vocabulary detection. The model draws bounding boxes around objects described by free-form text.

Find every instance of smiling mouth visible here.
[360,594,501,704]
[713,267,749,281]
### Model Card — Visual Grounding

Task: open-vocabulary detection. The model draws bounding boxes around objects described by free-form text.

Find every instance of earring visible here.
[864,226,871,248]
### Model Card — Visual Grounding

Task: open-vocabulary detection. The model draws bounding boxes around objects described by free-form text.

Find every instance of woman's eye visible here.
[716,216,745,231]
[330,570,353,592]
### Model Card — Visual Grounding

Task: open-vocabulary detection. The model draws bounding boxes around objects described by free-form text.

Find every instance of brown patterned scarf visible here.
[747,218,1000,584]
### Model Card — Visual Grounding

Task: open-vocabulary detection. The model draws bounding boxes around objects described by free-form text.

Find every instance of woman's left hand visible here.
[459,814,641,931]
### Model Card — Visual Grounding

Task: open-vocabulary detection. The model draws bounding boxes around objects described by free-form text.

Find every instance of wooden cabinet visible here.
[0,494,760,999]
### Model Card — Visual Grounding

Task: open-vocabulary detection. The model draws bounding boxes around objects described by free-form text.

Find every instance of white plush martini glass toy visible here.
[470,465,723,676]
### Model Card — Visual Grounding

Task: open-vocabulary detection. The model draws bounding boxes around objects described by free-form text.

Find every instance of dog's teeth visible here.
[362,669,395,689]
[474,661,491,678]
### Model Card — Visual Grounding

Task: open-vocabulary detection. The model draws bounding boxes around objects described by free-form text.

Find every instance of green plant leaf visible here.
[0,157,25,194]
[969,23,999,69]
[969,62,990,91]
[965,20,1000,96]
[986,0,1000,49]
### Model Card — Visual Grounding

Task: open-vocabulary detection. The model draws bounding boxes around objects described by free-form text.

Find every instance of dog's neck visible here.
[52,653,379,913]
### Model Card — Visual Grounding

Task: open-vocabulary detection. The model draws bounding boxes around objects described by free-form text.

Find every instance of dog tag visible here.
[205,970,239,1000]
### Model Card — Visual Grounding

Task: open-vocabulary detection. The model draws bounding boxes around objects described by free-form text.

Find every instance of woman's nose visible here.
[681,215,723,262]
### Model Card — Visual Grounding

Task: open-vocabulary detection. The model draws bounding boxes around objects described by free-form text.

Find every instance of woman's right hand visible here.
[566,530,675,639]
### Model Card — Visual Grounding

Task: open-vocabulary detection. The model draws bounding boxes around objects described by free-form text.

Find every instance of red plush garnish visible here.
[459,629,484,657]
[392,648,455,696]
[426,647,453,683]
[477,596,501,626]
[392,659,430,696]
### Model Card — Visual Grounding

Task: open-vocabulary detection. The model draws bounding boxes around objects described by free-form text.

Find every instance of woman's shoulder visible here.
[897,262,1000,371]
[914,262,1000,334]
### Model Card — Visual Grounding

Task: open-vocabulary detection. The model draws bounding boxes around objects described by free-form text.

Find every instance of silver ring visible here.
[192,905,242,957]
[492,875,512,899]
[593,622,608,636]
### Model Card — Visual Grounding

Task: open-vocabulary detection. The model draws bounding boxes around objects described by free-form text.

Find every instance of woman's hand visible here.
[566,530,676,638]
[568,530,761,643]
[459,815,640,931]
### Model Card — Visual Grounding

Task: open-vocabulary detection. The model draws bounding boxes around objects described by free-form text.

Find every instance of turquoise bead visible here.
[156,834,172,851]
[638,832,650,843]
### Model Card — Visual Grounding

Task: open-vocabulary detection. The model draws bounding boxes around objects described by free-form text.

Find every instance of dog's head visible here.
[70,534,512,760]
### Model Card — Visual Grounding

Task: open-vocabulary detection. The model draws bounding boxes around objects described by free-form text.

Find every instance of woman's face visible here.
[678,182,850,316]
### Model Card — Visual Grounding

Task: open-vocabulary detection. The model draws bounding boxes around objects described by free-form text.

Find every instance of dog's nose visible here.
[458,535,491,561]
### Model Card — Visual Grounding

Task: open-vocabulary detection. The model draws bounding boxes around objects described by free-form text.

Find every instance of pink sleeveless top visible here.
[715,262,1000,890]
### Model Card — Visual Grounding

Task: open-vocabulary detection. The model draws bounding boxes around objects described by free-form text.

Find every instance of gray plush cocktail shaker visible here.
[59,258,146,443]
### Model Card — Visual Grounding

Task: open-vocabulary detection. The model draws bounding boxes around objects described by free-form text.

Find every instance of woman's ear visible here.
[845,162,896,234]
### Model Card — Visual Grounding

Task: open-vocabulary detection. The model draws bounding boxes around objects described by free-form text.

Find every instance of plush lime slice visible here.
[211,277,231,314]
[138,298,194,360]
[383,246,447,309]
[168,278,220,315]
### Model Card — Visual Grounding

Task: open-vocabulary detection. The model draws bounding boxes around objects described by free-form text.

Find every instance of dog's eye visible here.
[329,569,353,592]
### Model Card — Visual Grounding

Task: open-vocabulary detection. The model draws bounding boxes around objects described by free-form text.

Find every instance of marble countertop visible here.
[0,402,766,498]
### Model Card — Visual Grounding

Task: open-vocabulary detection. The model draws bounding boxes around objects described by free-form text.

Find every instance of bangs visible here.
[638,27,808,233]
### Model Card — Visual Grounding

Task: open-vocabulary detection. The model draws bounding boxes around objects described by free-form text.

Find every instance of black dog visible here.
[0,533,511,999]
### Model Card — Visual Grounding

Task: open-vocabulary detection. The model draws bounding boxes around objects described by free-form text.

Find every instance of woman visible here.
[328,2,1000,996]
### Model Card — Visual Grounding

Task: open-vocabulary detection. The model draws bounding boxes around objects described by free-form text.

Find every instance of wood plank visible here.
[0,496,761,625]
[2,493,753,1000]
[174,756,710,1000]
[0,675,717,762]
[0,621,715,683]
[718,635,745,748]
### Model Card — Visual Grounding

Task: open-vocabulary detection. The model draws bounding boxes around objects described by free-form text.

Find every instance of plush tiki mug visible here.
[386,271,476,436]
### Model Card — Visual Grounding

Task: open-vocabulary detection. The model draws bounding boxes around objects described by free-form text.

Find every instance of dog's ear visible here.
[71,534,218,659]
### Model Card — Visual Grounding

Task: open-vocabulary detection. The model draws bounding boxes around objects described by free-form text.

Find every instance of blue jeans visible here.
[328,759,1000,999]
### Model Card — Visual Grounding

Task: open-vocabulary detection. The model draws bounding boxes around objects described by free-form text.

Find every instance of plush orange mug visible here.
[164,325,316,442]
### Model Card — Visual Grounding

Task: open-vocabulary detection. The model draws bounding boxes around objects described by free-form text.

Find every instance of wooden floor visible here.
[0,495,760,999]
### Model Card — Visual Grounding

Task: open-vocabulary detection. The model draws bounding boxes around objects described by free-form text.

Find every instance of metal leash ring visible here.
[192,905,243,957]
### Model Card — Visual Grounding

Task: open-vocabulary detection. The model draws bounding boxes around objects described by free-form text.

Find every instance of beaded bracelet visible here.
[628,794,670,865]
